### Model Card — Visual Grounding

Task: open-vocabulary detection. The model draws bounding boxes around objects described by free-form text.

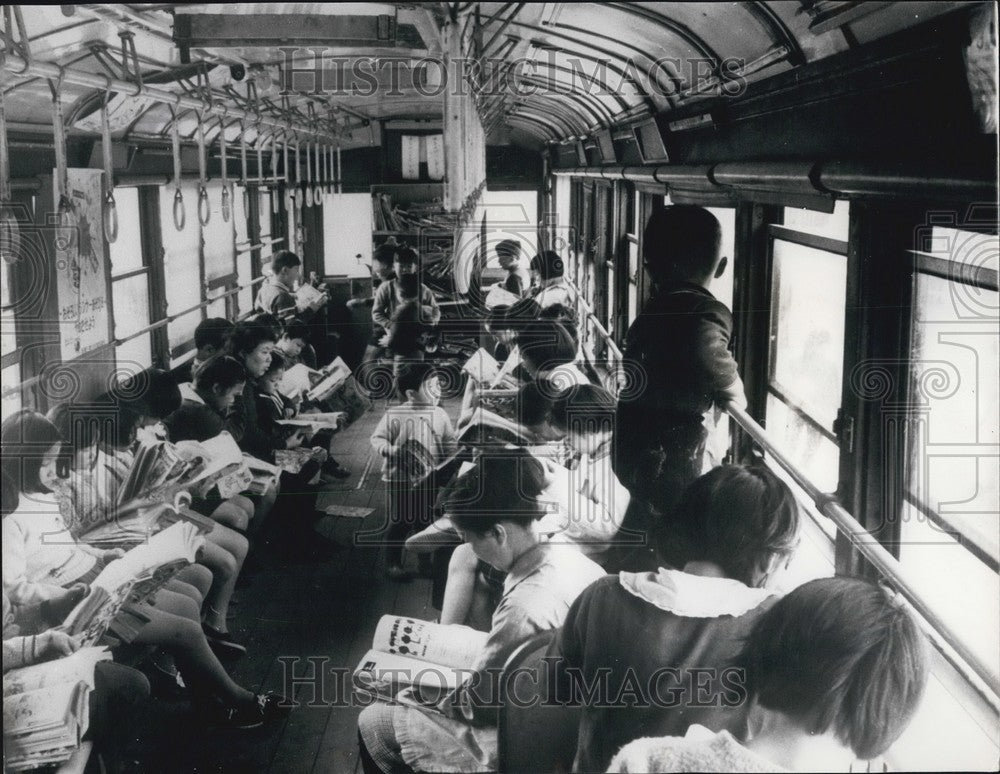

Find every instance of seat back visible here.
[497,631,581,774]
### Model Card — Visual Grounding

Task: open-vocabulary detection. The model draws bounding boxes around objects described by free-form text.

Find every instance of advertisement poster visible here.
[54,168,109,360]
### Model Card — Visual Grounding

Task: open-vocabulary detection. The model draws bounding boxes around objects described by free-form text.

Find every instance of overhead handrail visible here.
[1,53,341,143]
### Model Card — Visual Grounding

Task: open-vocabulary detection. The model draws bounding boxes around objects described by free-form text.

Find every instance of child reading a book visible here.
[608,577,929,773]
[3,589,151,772]
[250,350,342,560]
[516,318,592,391]
[357,449,604,773]
[371,247,441,376]
[48,398,251,659]
[183,317,234,384]
[545,383,630,559]
[370,361,457,581]
[256,351,330,471]
[0,411,287,729]
[179,355,276,526]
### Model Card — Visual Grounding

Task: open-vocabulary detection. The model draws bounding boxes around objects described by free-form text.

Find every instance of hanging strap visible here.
[336,144,342,194]
[48,74,70,214]
[270,130,280,183]
[168,101,185,231]
[100,83,118,242]
[219,111,231,222]
[294,136,303,211]
[304,138,313,207]
[314,139,322,202]
[239,119,249,212]
[195,109,210,226]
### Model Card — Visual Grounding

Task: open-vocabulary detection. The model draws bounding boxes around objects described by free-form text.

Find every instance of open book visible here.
[484,284,521,308]
[279,359,352,402]
[243,454,281,495]
[115,435,245,507]
[456,406,532,447]
[295,282,326,312]
[463,348,521,390]
[75,488,199,547]
[2,648,110,772]
[275,410,346,435]
[354,615,488,706]
[462,348,502,385]
[60,522,206,647]
[273,448,314,475]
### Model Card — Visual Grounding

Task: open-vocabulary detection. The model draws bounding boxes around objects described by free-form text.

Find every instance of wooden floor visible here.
[125,396,450,773]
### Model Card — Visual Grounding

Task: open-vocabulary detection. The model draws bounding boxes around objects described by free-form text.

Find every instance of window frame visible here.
[765,223,849,454]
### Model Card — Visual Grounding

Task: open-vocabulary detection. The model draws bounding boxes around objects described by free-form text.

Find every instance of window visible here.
[108,188,153,372]
[1,362,21,418]
[234,185,254,316]
[158,181,203,360]
[900,226,999,679]
[765,204,850,493]
[202,182,236,282]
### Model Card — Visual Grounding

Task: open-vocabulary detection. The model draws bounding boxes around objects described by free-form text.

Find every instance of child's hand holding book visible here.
[36,630,80,660]
[285,429,307,449]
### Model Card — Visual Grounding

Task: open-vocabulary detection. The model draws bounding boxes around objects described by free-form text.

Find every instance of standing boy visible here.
[370,362,457,580]
[612,206,747,569]
[371,247,440,379]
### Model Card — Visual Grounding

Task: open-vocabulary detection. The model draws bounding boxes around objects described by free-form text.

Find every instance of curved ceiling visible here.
[1,2,971,152]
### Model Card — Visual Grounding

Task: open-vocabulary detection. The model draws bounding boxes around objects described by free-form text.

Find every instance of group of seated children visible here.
[1,286,363,767]
[357,444,930,773]
[355,235,930,771]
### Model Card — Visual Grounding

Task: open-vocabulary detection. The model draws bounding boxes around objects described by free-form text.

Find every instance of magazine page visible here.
[2,647,111,698]
[306,357,351,401]
[490,346,523,389]
[370,615,488,670]
[295,282,324,311]
[280,363,318,399]
[484,284,520,308]
[462,348,501,384]
[353,649,469,705]
[3,681,89,771]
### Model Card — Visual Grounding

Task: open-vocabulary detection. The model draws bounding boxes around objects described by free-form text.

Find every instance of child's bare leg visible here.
[169,564,213,601]
[211,500,251,532]
[198,528,248,632]
[133,590,253,705]
[440,544,482,626]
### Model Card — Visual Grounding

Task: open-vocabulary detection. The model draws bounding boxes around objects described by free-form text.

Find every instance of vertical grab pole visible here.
[0,83,21,263]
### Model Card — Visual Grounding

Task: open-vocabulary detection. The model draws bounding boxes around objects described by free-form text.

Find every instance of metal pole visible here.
[727,403,1000,704]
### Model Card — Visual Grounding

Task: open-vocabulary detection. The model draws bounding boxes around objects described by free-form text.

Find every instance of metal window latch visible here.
[833,408,854,453]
